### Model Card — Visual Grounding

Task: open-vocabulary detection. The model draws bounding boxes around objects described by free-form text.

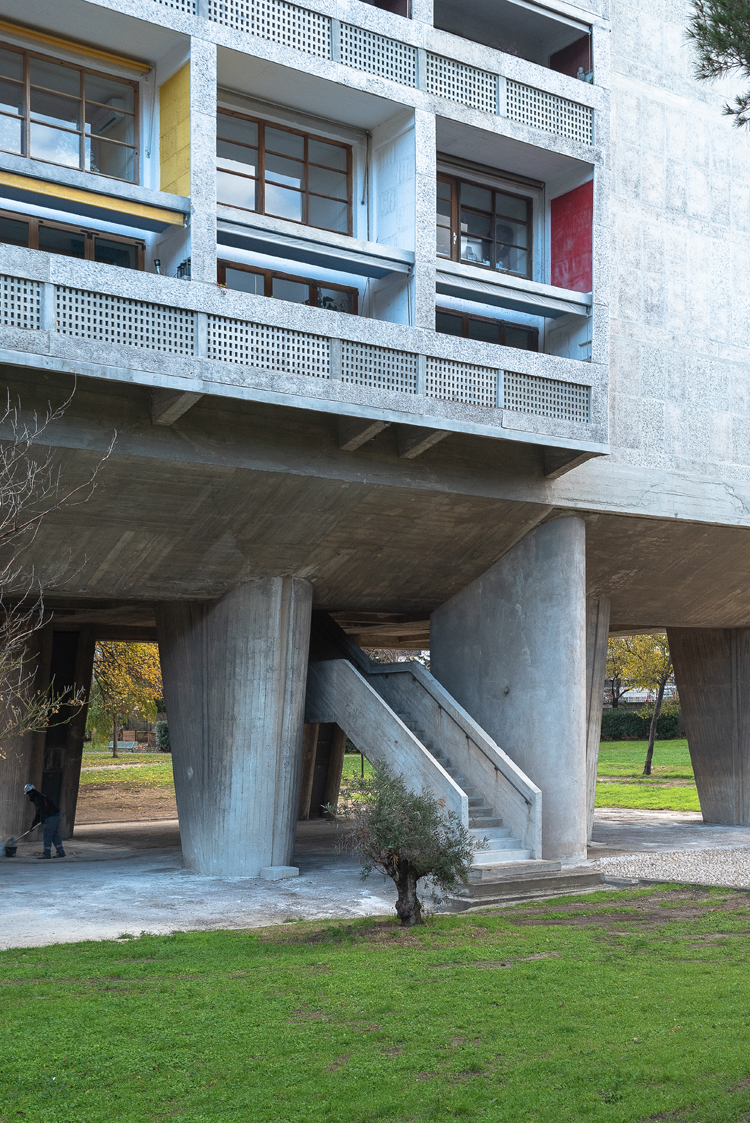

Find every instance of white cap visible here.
[23,784,35,793]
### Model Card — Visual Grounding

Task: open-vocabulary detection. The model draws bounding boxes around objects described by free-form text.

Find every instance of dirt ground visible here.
[75,784,177,823]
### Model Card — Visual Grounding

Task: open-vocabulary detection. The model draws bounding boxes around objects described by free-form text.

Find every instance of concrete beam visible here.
[430,517,588,862]
[542,448,598,478]
[156,577,313,877]
[152,389,204,427]
[338,416,390,451]
[397,425,450,459]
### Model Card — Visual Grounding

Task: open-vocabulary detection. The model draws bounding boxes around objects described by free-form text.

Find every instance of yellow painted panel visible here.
[0,18,149,72]
[0,171,184,225]
[160,63,190,197]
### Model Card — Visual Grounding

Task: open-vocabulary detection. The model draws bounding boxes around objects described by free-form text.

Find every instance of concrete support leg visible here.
[0,625,51,839]
[43,627,96,839]
[586,597,611,840]
[668,628,750,824]
[431,517,588,862]
[156,577,313,877]
[297,723,347,820]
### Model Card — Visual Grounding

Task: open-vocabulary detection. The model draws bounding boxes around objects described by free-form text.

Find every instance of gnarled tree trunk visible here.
[394,858,423,926]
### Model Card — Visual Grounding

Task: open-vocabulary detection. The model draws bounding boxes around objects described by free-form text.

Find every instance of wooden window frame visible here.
[217,109,353,237]
[0,206,145,268]
[435,306,539,351]
[436,173,533,280]
[218,259,359,314]
[0,39,139,184]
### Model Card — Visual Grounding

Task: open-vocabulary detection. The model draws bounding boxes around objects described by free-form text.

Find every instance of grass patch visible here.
[598,739,694,779]
[596,782,701,812]
[79,753,174,790]
[2,887,750,1121]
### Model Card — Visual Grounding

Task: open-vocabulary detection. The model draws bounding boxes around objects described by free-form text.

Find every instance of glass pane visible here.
[460,183,492,212]
[0,48,23,83]
[468,317,500,344]
[0,215,29,246]
[85,75,134,114]
[437,179,452,202]
[30,57,80,98]
[30,88,79,129]
[216,169,256,210]
[496,246,527,275]
[38,224,85,258]
[216,113,258,147]
[94,237,138,268]
[265,152,304,189]
[0,114,22,154]
[308,194,348,231]
[436,217,451,257]
[308,165,348,200]
[435,311,463,336]
[86,104,134,146]
[461,208,491,266]
[225,267,264,295]
[30,123,79,168]
[86,137,135,181]
[0,79,23,116]
[505,326,537,351]
[308,138,347,170]
[265,126,304,159]
[217,139,257,175]
[272,277,311,304]
[265,183,303,222]
[495,191,528,221]
[318,287,354,313]
[496,218,527,249]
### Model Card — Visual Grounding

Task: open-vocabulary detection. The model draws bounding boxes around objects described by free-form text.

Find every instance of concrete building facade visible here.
[0,0,748,874]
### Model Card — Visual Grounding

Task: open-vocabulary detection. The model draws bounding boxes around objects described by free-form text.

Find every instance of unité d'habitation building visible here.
[0,0,747,880]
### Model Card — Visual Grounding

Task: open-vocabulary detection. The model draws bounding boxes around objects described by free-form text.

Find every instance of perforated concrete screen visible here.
[340,341,418,393]
[0,276,41,331]
[505,80,594,145]
[426,54,498,114]
[207,316,331,378]
[208,0,331,58]
[153,0,196,10]
[503,370,590,422]
[56,288,196,355]
[340,24,417,86]
[426,357,498,408]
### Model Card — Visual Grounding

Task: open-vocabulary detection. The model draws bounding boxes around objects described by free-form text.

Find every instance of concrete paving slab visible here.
[590,808,750,857]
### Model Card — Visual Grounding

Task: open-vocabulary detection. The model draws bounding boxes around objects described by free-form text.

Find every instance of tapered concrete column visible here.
[0,624,51,839]
[43,627,96,839]
[586,597,611,840]
[431,517,588,862]
[156,578,313,877]
[668,628,750,824]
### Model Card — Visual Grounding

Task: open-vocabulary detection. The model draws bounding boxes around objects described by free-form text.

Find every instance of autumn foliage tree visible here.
[89,642,162,757]
[605,638,632,708]
[618,634,674,776]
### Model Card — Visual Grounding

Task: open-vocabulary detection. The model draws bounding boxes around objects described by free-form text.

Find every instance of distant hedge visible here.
[601,707,680,741]
[155,720,170,752]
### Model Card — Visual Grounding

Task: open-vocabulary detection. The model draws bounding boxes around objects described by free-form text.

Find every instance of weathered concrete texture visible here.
[586,597,611,840]
[44,627,96,840]
[156,578,313,878]
[0,625,51,839]
[430,517,588,862]
[668,628,750,826]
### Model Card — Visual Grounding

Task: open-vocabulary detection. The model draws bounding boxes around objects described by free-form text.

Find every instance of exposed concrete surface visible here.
[595,847,750,889]
[590,808,750,854]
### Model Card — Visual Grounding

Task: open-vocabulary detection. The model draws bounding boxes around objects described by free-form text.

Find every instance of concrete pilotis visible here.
[0,625,51,840]
[156,578,313,877]
[668,628,750,825]
[430,518,588,862]
[43,627,96,839]
[586,597,611,840]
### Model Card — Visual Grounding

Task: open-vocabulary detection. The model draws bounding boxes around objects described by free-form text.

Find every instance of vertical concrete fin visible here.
[586,597,611,841]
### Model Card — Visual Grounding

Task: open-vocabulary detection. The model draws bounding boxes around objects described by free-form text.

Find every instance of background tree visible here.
[605,637,632,708]
[620,634,674,775]
[688,0,750,125]
[89,642,162,757]
[329,761,481,926]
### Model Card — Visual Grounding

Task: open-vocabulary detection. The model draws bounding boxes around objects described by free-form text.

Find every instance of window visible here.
[0,43,138,182]
[437,175,532,278]
[217,111,352,235]
[436,308,538,351]
[218,261,357,313]
[0,208,144,267]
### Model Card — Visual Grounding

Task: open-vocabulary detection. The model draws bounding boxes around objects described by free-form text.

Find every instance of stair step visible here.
[469,816,503,829]
[469,827,509,840]
[474,844,531,861]
[453,867,605,903]
[476,837,524,852]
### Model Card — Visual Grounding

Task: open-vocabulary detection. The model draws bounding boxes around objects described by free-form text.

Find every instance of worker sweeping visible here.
[22,784,65,859]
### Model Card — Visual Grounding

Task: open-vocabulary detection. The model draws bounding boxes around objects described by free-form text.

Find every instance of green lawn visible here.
[595,739,700,812]
[598,739,694,779]
[3,887,750,1122]
[79,752,174,789]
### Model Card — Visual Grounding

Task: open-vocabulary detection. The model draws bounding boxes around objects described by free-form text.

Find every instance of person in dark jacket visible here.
[23,784,65,859]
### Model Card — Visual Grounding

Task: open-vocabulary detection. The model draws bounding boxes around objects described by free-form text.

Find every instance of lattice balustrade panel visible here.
[207,316,330,378]
[0,276,41,330]
[425,357,497,408]
[55,288,195,354]
[340,23,416,86]
[425,54,497,113]
[207,0,331,57]
[152,0,196,11]
[340,341,418,393]
[503,370,590,422]
[505,79,593,145]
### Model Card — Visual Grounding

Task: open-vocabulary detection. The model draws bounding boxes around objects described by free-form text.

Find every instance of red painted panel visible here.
[550,180,593,293]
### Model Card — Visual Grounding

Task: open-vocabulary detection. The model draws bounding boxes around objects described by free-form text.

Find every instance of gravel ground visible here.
[595,845,750,888]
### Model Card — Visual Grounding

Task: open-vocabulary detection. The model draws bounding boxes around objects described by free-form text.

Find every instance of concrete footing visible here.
[156,577,313,878]
[260,866,299,880]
